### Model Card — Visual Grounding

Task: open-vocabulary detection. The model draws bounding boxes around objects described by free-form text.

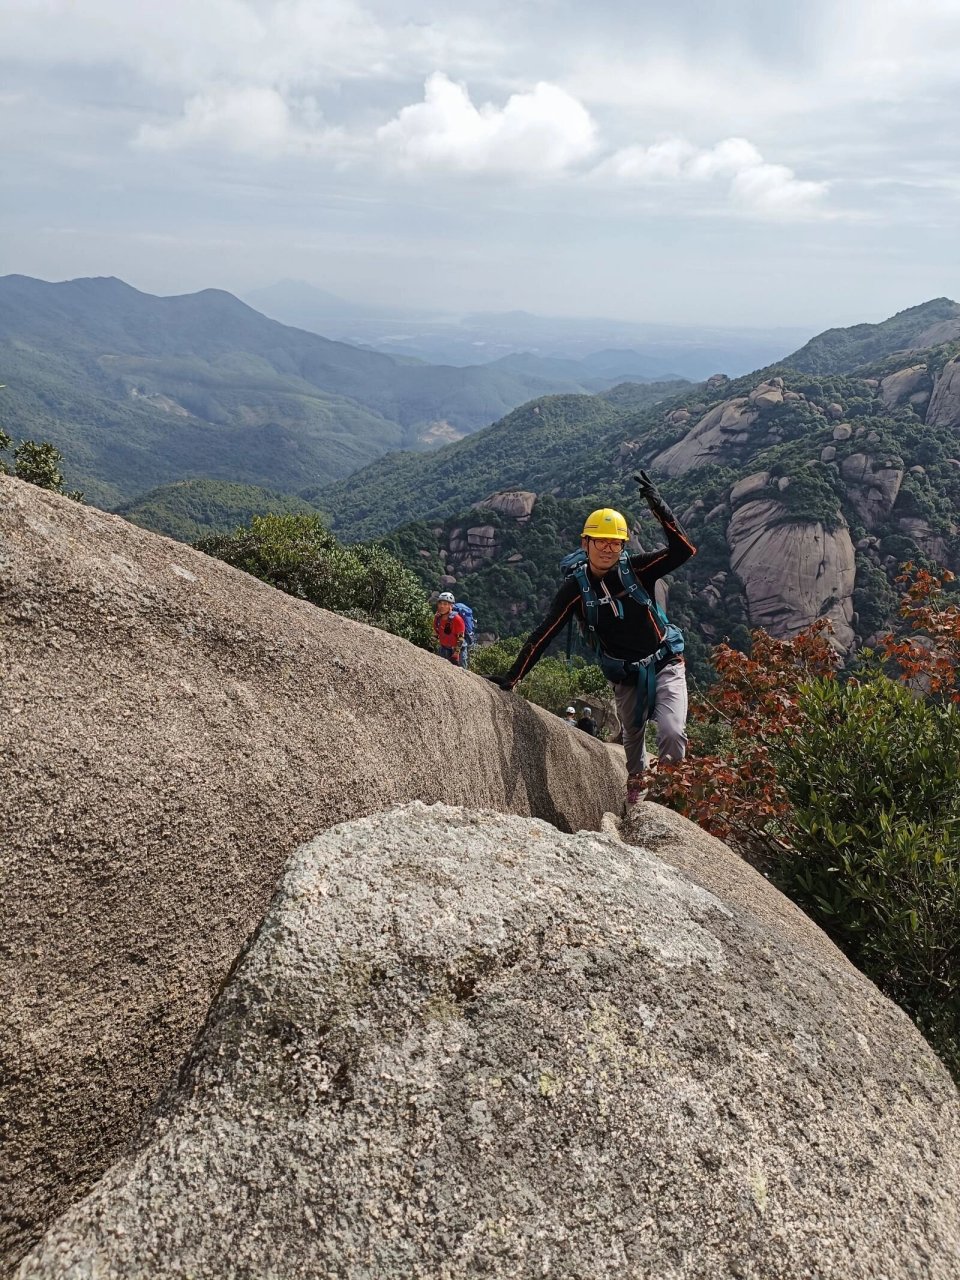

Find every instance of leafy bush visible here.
[882,565,960,700]
[853,557,899,638]
[651,578,960,1078]
[472,634,608,716]
[196,514,434,648]
[773,676,960,1077]
[0,429,84,500]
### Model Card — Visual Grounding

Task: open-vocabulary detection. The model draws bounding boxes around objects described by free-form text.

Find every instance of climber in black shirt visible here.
[488,473,695,805]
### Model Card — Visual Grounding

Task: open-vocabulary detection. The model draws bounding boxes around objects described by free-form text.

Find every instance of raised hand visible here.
[633,471,675,522]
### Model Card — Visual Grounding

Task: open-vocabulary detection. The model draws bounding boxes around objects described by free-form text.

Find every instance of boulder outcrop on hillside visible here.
[879,363,932,412]
[727,498,856,649]
[838,451,904,530]
[928,354,960,429]
[19,802,960,1280]
[441,491,538,579]
[476,489,537,521]
[651,396,760,475]
[0,477,624,1269]
[896,516,958,570]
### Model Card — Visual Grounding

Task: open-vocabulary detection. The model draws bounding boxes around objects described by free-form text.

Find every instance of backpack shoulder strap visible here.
[617,555,670,630]
[572,562,600,644]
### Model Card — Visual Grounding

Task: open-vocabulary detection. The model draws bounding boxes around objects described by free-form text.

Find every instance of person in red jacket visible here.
[434,591,466,665]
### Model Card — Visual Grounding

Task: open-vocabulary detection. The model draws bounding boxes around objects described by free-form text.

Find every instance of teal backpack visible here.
[559,548,684,721]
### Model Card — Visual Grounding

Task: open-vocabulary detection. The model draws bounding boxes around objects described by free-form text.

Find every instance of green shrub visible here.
[1,431,84,500]
[472,635,608,715]
[196,514,434,648]
[771,675,960,1076]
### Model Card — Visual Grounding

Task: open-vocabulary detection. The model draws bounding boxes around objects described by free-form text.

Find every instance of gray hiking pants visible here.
[613,659,688,776]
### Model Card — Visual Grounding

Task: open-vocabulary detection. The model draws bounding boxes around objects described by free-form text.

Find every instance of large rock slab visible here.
[839,451,904,529]
[0,477,624,1268]
[927,354,960,429]
[476,490,537,521]
[652,396,760,476]
[19,802,960,1280]
[879,363,932,412]
[727,499,856,650]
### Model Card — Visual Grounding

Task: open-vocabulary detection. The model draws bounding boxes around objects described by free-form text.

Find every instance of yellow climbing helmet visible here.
[581,507,629,541]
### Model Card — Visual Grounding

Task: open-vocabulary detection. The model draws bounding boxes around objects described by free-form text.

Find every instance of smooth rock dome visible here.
[18,803,960,1280]
[0,476,624,1268]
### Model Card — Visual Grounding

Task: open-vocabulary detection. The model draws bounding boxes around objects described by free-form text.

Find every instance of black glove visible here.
[634,470,675,523]
[485,675,516,691]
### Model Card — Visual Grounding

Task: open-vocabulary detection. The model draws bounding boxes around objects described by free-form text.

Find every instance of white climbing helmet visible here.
[437,591,456,603]
[565,706,576,715]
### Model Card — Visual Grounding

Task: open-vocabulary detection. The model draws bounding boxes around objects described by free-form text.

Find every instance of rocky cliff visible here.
[17,803,960,1279]
[928,353,960,428]
[0,476,624,1270]
[627,354,960,655]
[725,487,856,649]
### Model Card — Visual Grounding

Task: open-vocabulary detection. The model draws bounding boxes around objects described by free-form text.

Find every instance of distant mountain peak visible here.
[784,297,960,376]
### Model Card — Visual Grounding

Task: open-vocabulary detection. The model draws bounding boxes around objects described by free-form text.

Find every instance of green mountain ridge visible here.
[783,297,960,375]
[316,381,689,540]
[0,274,630,507]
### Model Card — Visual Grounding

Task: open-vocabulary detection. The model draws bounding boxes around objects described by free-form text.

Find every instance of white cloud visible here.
[376,72,598,174]
[598,136,828,217]
[0,0,499,91]
[136,86,342,156]
[138,87,293,154]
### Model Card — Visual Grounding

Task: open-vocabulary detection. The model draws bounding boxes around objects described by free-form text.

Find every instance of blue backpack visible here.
[559,548,683,720]
[452,601,476,643]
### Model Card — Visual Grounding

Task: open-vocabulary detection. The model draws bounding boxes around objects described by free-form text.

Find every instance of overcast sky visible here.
[2,0,959,327]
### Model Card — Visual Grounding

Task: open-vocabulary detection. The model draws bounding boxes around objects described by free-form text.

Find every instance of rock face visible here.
[727,500,856,649]
[19,802,960,1280]
[652,396,760,475]
[927,355,960,429]
[879,363,932,412]
[910,317,960,349]
[896,516,958,570]
[0,477,624,1269]
[839,452,904,529]
[476,490,537,522]
[729,471,770,505]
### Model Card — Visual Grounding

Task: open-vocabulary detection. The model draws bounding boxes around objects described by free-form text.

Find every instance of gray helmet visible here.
[582,707,592,715]
[437,591,456,603]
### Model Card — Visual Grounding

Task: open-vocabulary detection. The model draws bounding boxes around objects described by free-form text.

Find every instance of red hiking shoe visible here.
[626,772,647,806]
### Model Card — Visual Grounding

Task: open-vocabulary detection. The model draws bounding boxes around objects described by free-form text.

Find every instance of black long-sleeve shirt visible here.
[504,511,695,686]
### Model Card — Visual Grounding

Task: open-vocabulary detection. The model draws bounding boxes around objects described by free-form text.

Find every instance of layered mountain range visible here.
[1,275,672,509]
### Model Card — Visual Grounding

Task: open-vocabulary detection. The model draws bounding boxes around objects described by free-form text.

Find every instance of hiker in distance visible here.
[577,706,598,737]
[434,591,466,666]
[487,472,695,805]
[433,591,477,668]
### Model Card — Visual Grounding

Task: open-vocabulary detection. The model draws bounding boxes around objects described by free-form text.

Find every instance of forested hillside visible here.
[316,382,687,539]
[0,275,626,508]
[783,298,960,376]
[115,479,325,543]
